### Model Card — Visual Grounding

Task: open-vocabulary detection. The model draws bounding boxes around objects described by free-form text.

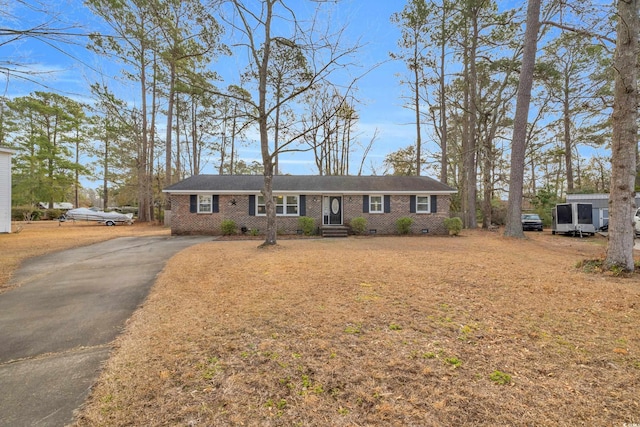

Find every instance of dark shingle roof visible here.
[164,175,456,194]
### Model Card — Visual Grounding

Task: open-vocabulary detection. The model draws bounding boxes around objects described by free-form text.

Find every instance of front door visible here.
[323,196,342,225]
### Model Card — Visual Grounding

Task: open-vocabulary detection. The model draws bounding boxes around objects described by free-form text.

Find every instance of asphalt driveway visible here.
[0,235,212,427]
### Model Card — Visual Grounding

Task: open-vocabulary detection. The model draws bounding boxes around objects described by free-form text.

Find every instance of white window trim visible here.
[369,195,384,214]
[198,194,213,213]
[416,195,430,213]
[257,194,300,216]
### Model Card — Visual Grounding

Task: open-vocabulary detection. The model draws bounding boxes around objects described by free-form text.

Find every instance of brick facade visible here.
[343,195,450,235]
[169,193,451,236]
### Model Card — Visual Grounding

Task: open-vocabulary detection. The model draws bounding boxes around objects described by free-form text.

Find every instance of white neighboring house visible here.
[0,147,15,233]
[38,202,74,210]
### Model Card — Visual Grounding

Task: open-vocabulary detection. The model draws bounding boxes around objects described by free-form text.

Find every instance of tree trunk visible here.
[148,55,158,222]
[605,0,638,271]
[481,120,493,229]
[465,12,479,229]
[138,49,150,222]
[103,133,109,210]
[259,0,277,246]
[439,11,448,184]
[165,63,176,210]
[482,156,492,228]
[460,8,479,229]
[461,36,470,227]
[219,132,226,175]
[192,101,200,175]
[563,74,574,192]
[504,0,541,238]
[175,99,181,180]
[231,105,237,175]
[75,137,80,209]
[414,41,422,176]
[274,89,281,175]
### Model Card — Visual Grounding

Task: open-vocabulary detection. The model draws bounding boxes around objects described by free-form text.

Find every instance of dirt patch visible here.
[70,230,640,426]
[0,221,169,293]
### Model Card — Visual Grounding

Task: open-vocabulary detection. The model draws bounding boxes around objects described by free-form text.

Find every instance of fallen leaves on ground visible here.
[69,230,640,426]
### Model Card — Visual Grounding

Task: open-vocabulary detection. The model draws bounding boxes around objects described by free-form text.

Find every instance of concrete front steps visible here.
[321,226,349,238]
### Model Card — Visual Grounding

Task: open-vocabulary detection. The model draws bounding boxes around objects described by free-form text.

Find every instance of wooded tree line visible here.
[0,0,637,263]
[0,0,364,225]
[389,0,617,229]
[389,0,637,271]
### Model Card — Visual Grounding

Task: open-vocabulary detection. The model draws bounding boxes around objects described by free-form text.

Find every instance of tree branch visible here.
[540,20,615,45]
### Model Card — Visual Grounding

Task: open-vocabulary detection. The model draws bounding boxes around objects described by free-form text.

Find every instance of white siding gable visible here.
[0,148,14,233]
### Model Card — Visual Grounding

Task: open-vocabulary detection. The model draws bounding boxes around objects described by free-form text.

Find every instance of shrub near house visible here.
[163,175,457,236]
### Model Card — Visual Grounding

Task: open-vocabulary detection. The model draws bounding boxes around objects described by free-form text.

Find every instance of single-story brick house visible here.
[163,174,457,236]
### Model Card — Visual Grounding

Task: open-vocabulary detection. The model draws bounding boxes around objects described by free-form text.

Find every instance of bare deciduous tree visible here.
[0,1,89,87]
[226,0,359,246]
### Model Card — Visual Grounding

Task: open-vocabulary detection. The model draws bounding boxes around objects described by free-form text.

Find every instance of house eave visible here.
[163,189,458,195]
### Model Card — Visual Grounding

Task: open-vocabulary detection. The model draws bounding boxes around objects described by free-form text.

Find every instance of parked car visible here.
[521,213,543,231]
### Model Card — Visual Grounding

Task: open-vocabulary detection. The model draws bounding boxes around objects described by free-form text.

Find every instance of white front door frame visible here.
[322,195,343,225]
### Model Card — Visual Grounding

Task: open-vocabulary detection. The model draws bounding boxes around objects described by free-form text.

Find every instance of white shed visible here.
[566,192,640,230]
[0,147,15,233]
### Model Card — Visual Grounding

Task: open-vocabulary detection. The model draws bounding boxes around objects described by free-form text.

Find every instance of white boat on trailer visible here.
[62,207,134,226]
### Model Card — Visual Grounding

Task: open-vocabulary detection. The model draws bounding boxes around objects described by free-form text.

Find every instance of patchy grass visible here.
[489,370,512,385]
[576,257,640,276]
[62,230,640,426]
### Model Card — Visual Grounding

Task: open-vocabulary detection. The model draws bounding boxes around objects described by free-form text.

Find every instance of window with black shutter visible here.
[249,195,256,216]
[213,195,219,213]
[300,195,306,216]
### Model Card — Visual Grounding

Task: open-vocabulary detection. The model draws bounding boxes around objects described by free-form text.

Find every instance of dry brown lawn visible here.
[3,222,640,425]
[73,230,640,426]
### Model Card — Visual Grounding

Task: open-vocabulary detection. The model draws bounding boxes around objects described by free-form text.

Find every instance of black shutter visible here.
[363,195,369,213]
[384,195,391,213]
[190,195,197,213]
[410,195,416,213]
[213,195,219,213]
[300,195,306,216]
[431,195,437,213]
[249,195,256,216]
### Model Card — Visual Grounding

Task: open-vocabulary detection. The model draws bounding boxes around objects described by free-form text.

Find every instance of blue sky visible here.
[1,0,433,182]
[1,0,614,184]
